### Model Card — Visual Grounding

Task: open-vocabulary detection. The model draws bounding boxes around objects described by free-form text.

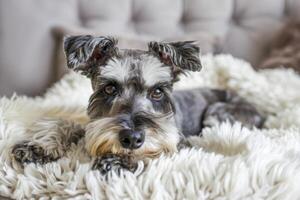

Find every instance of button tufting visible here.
[232,13,241,26]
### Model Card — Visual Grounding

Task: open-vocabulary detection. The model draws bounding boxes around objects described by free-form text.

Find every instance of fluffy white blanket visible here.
[1,54,300,199]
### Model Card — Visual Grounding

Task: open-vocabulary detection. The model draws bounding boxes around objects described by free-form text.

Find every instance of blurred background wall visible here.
[1,0,300,97]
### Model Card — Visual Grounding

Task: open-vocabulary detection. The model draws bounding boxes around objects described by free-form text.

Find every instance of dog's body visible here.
[11,36,264,174]
[173,88,263,137]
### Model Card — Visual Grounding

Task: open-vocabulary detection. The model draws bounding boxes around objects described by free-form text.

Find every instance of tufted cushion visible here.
[54,0,300,73]
[1,0,300,96]
[75,0,300,66]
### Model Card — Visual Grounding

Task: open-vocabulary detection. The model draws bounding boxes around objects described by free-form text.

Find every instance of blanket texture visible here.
[1,55,300,200]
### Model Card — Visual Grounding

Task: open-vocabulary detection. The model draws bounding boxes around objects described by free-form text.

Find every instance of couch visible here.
[1,0,300,96]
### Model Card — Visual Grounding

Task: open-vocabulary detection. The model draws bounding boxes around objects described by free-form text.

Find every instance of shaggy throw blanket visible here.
[1,55,300,199]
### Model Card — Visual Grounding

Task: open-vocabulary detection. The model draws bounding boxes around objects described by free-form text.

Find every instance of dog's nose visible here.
[119,129,145,149]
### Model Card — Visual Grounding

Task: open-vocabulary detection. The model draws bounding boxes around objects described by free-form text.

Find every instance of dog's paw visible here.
[11,142,58,165]
[177,138,192,150]
[92,154,138,175]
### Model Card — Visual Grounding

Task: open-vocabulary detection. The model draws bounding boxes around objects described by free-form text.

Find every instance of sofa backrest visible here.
[1,0,300,96]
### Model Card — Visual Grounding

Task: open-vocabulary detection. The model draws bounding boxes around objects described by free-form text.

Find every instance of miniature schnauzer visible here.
[11,36,264,174]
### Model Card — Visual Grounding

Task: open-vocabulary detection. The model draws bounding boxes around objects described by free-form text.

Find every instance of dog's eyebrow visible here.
[149,81,172,90]
[98,77,121,87]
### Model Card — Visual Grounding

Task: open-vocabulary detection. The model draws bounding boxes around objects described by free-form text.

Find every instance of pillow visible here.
[258,21,300,73]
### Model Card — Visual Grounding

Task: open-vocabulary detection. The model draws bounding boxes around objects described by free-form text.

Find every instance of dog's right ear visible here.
[63,35,118,76]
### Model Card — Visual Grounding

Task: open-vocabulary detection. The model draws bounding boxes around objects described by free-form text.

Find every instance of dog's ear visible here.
[63,35,118,76]
[148,41,202,80]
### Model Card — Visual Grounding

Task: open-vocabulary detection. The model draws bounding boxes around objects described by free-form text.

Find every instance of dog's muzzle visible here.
[119,129,145,149]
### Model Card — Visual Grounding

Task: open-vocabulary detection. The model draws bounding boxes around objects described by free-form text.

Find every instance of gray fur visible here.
[11,119,85,167]
[173,89,264,137]
[12,142,58,165]
[92,153,137,175]
[64,35,118,77]
[148,41,202,80]
[11,36,264,176]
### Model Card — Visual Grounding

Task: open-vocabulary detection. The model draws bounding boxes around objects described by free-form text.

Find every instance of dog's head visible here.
[64,35,202,158]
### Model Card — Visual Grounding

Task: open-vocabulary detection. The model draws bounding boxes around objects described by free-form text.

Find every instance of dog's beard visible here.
[84,114,180,159]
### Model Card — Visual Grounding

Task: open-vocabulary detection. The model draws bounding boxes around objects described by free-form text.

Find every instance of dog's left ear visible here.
[148,41,202,79]
[63,35,118,77]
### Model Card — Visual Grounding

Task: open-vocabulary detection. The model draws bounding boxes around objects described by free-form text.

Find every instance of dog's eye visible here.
[104,84,117,95]
[149,88,164,100]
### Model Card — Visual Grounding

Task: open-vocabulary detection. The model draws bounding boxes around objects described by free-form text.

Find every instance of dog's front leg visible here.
[92,154,138,175]
[11,119,85,166]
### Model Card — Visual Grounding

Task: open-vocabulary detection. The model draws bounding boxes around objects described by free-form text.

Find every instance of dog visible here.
[11,36,264,174]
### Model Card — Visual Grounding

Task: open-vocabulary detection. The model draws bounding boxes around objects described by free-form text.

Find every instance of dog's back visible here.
[173,88,265,137]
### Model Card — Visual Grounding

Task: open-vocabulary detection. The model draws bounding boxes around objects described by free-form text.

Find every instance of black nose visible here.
[119,129,145,149]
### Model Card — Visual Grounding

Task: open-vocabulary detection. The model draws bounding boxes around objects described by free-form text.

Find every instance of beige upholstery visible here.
[1,0,300,96]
